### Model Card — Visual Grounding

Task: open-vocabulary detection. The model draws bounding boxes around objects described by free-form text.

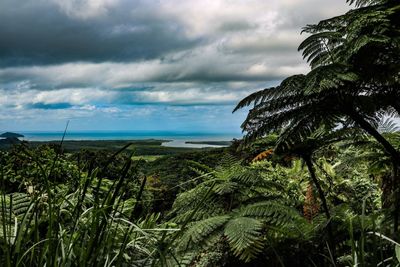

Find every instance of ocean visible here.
[18,131,241,148]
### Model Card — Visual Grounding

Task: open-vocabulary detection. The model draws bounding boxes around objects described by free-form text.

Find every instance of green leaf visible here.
[224,217,264,262]
[178,215,229,250]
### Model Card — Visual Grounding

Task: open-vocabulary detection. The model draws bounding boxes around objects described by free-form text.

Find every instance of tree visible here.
[298,0,400,230]
[275,127,363,260]
[298,0,400,117]
[234,0,400,231]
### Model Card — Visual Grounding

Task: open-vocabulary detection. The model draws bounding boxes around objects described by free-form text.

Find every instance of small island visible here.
[0,132,24,144]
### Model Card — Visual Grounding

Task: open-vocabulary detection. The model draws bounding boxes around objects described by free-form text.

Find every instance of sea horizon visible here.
[11,131,242,148]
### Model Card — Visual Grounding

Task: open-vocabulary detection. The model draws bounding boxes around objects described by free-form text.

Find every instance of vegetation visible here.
[1,0,400,266]
[0,139,213,155]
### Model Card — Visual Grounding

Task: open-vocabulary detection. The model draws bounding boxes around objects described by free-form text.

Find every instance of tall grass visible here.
[0,140,177,266]
[341,199,400,267]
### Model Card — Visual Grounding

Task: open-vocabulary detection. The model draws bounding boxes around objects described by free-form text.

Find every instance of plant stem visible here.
[303,155,336,262]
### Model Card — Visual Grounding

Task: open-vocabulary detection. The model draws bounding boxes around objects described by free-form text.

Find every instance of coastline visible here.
[0,138,232,155]
[14,131,238,149]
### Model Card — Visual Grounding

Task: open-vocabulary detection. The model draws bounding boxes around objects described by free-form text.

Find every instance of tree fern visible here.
[170,157,307,264]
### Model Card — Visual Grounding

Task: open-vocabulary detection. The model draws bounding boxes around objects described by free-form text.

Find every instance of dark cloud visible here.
[26,102,73,109]
[0,0,201,67]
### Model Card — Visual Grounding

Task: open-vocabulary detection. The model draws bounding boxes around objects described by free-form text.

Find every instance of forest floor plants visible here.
[0,141,177,267]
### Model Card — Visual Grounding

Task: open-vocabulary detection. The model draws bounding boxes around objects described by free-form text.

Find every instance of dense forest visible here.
[1,0,400,266]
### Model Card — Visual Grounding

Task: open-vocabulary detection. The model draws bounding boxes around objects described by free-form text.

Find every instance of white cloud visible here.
[74,104,97,111]
[0,88,112,107]
[157,0,280,38]
[50,0,119,19]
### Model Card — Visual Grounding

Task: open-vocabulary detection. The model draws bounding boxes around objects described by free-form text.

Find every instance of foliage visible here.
[0,136,397,266]
[234,0,400,250]
[167,157,311,265]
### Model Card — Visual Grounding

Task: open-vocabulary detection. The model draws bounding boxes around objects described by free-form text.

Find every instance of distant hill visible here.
[0,132,24,138]
[0,132,24,145]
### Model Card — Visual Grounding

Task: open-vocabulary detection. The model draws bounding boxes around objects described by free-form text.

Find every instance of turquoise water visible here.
[20,131,240,141]
[18,131,241,148]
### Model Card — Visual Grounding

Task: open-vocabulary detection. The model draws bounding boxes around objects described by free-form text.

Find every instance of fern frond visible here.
[214,182,238,195]
[0,193,31,219]
[10,193,31,217]
[377,117,400,133]
[187,160,214,175]
[224,217,264,262]
[252,149,274,163]
[240,201,303,226]
[178,215,230,251]
[233,87,275,112]
[347,0,383,7]
[171,207,224,224]
[218,154,241,168]
[230,169,261,185]
[171,185,217,215]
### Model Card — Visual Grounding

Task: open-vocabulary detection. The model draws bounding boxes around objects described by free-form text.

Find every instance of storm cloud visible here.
[0,0,350,131]
[0,0,201,66]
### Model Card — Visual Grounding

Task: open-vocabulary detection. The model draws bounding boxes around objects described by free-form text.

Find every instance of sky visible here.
[0,0,350,133]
